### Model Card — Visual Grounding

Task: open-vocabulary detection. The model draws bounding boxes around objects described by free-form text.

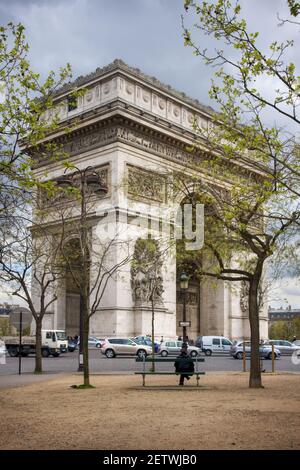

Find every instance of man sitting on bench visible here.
[174,343,195,386]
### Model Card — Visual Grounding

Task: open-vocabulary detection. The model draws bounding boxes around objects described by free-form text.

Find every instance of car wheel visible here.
[190,350,198,357]
[105,349,115,358]
[267,352,277,360]
[137,349,147,359]
[204,349,212,356]
[96,343,101,348]
[236,352,243,360]
[161,350,168,357]
[52,352,60,357]
[42,349,50,358]
[8,347,19,357]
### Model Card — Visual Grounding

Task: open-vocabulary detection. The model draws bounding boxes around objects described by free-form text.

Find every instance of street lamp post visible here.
[180,272,189,344]
[57,166,107,373]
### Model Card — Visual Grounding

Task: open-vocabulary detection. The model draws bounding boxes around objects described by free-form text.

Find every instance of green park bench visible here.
[135,356,205,387]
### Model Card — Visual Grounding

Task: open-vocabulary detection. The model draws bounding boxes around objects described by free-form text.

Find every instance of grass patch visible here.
[70,384,95,389]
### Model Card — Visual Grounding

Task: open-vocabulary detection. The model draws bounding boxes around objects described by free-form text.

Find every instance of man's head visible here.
[181,342,188,353]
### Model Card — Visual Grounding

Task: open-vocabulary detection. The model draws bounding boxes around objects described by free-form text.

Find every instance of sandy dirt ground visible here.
[0,372,299,450]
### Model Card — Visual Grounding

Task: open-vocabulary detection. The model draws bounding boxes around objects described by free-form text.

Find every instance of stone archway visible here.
[175,191,203,341]
[176,280,201,340]
[65,268,81,337]
[175,190,226,341]
[63,238,89,337]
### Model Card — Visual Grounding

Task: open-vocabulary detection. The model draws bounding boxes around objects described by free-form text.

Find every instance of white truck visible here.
[3,330,68,358]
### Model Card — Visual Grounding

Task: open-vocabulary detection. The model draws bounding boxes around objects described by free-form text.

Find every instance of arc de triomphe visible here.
[32,59,268,340]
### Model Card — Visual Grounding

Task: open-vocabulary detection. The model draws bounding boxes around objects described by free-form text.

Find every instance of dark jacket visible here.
[174,352,194,374]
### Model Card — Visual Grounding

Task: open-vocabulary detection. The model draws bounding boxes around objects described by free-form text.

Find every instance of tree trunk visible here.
[248,276,263,388]
[35,317,42,374]
[82,297,90,387]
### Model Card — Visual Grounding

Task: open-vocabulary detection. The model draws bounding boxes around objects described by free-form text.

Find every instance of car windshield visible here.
[56,332,67,340]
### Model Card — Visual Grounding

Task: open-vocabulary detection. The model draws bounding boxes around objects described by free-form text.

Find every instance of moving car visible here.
[230,341,281,359]
[265,340,300,355]
[196,336,233,356]
[100,338,152,358]
[132,336,160,353]
[158,340,201,357]
[88,336,103,348]
[76,336,104,349]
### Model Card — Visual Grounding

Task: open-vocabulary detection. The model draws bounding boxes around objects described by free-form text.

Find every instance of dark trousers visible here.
[179,374,191,385]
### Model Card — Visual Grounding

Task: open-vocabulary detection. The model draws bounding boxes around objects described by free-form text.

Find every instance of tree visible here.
[182,1,300,197]
[54,171,132,387]
[0,210,65,373]
[0,22,73,372]
[269,317,300,340]
[0,22,72,221]
[180,1,300,387]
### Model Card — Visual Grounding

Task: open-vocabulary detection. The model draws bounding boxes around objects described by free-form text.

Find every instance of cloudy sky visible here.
[1,0,297,115]
[0,0,299,308]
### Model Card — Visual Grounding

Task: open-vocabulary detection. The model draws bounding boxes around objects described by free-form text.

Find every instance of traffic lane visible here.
[0,351,299,375]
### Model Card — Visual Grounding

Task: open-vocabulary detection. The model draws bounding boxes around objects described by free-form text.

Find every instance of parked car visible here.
[100,338,152,358]
[158,340,201,357]
[67,338,78,352]
[132,336,160,353]
[76,336,104,349]
[265,340,300,355]
[230,341,281,359]
[196,336,233,356]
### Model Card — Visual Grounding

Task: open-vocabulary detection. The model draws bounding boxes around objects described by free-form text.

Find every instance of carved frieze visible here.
[51,125,196,166]
[35,121,252,185]
[116,127,195,165]
[127,165,166,203]
[63,127,119,155]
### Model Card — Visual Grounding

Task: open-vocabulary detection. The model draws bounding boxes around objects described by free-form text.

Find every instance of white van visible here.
[197,336,233,356]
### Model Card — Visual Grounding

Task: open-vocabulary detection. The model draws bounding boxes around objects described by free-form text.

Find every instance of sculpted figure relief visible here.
[131,238,164,305]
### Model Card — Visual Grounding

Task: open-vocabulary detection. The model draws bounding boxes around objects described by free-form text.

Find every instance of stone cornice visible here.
[43,61,214,141]
[54,59,214,117]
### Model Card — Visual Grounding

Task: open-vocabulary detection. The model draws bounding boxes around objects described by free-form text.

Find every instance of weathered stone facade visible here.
[33,60,269,340]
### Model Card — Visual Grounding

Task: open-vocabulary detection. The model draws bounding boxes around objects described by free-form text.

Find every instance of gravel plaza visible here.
[0,372,299,450]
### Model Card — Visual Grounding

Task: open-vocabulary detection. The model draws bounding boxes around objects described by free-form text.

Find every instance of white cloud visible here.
[268,277,300,309]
